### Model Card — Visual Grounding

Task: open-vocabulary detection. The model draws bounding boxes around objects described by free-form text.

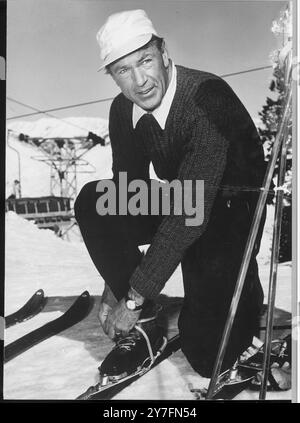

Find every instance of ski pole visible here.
[259,122,289,399]
[259,53,292,398]
[206,87,292,400]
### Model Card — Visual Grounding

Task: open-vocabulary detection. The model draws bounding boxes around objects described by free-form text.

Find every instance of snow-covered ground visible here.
[4,120,292,401]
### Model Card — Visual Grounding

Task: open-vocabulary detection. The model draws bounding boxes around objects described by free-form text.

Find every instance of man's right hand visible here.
[98,283,118,333]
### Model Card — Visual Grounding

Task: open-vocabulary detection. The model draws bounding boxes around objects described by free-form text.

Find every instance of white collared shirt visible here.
[132,61,177,130]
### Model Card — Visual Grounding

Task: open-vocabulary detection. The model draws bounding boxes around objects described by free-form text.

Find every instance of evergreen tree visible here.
[257,54,292,263]
[258,64,292,205]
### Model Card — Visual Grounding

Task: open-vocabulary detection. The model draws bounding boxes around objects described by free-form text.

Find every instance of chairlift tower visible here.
[28,135,105,201]
[7,127,107,240]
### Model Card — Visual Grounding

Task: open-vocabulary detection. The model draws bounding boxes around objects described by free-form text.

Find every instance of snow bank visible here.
[5,212,101,309]
[6,211,76,263]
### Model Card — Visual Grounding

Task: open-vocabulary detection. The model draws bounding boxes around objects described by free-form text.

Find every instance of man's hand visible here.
[104,298,142,340]
[98,283,118,333]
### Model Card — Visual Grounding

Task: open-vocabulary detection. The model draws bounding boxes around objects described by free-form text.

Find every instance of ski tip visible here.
[35,289,45,297]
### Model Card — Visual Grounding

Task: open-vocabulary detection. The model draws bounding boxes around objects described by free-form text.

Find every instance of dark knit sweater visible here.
[108,65,265,299]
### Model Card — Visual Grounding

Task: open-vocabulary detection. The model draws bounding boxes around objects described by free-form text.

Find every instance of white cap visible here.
[96,9,159,71]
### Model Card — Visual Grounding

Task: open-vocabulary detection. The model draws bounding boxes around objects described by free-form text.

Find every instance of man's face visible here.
[109,42,171,111]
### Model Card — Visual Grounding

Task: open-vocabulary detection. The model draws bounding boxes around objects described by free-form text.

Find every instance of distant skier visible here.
[75,9,267,380]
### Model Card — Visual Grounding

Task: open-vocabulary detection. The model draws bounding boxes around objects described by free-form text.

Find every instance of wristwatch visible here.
[125,291,145,311]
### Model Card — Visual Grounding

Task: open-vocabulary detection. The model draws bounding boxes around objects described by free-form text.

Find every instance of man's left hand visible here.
[104,298,142,340]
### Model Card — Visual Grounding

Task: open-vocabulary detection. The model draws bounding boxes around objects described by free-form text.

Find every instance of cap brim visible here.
[97,33,153,72]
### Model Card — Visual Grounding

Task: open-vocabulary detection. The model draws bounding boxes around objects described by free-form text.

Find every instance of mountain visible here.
[7,116,109,140]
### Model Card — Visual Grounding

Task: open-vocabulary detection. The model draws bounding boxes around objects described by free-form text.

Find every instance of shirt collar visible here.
[132,61,177,130]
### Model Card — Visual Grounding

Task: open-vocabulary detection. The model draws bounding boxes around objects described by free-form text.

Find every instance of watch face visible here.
[126,299,136,310]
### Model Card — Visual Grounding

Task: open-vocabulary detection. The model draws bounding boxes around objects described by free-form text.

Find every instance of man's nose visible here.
[132,68,147,87]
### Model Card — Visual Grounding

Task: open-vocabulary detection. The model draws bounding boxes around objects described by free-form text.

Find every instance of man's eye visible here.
[142,59,152,65]
[119,68,128,75]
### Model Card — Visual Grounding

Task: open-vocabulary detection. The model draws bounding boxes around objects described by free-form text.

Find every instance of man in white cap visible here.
[75,9,267,380]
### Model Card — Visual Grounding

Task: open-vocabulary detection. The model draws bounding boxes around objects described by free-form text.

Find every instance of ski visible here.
[76,334,181,400]
[190,334,291,400]
[77,331,291,401]
[5,289,47,328]
[4,291,92,363]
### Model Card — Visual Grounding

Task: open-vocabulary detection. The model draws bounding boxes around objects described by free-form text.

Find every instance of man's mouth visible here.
[138,86,154,96]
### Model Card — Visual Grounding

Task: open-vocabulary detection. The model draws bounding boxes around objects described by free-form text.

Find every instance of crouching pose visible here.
[75,9,266,380]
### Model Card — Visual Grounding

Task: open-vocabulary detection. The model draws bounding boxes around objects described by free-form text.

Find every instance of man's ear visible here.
[161,41,169,68]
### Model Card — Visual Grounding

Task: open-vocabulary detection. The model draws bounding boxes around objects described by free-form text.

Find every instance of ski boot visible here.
[98,306,167,385]
[76,304,168,400]
[241,334,291,391]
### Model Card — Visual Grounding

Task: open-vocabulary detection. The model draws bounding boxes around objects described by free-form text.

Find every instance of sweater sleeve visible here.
[129,107,230,299]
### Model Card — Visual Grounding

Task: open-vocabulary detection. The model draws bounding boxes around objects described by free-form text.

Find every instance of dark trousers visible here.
[74,180,265,377]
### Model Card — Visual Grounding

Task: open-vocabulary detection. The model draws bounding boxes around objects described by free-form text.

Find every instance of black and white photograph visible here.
[2,0,299,403]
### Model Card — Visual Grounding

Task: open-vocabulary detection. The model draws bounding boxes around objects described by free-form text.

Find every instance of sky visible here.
[6,0,288,123]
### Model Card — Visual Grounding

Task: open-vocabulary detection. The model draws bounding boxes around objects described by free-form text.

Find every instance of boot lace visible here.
[114,330,141,352]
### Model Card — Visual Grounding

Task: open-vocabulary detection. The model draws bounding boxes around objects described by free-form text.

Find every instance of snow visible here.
[4,120,291,401]
[4,210,291,401]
